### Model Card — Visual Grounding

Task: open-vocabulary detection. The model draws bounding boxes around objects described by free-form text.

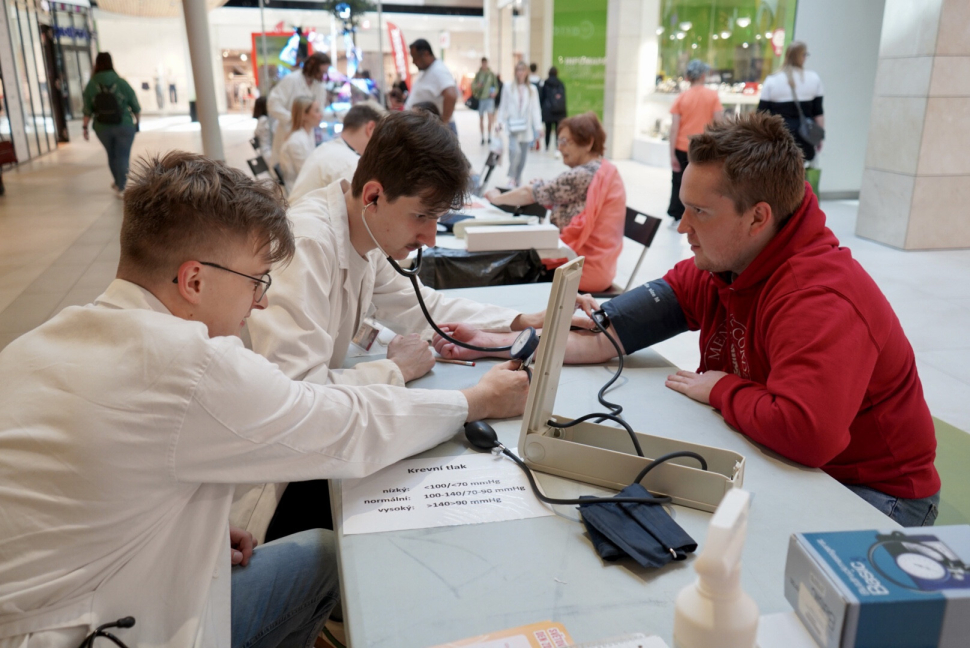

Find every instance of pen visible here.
[435,357,476,367]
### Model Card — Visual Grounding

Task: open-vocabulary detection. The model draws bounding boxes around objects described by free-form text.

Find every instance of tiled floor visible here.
[1,109,968,434]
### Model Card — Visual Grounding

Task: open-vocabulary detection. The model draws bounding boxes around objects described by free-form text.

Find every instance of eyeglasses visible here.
[557,137,572,148]
[172,262,272,302]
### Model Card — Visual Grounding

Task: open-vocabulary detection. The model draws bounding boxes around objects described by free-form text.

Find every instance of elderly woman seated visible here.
[484,112,626,293]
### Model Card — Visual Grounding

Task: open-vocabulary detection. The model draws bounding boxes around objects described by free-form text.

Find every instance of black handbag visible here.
[786,70,825,147]
[465,96,480,111]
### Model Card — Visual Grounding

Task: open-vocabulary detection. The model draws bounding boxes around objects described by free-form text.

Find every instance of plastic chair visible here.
[590,207,662,298]
[246,156,269,178]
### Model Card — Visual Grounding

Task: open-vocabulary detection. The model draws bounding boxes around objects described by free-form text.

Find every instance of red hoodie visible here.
[664,184,939,499]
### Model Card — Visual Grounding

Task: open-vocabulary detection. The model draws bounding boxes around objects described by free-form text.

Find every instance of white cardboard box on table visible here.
[465,224,561,252]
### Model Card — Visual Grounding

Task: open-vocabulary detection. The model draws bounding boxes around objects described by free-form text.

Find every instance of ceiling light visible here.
[765,31,774,38]
[240,53,248,61]
[736,17,751,28]
[742,43,749,48]
[712,34,719,40]
[720,31,731,39]
[676,32,686,40]
[679,21,692,31]
[656,27,664,35]
[691,43,698,49]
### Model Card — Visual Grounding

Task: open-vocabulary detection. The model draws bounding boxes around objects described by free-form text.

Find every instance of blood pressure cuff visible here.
[600,279,688,356]
[579,483,697,568]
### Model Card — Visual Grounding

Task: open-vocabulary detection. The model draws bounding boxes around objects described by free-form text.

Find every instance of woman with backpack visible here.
[540,67,567,151]
[83,52,140,197]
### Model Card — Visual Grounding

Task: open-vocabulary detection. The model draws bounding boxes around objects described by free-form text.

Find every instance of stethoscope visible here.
[359,199,541,368]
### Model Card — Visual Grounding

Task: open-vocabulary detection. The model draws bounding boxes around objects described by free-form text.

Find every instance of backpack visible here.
[93,84,123,125]
[545,85,566,114]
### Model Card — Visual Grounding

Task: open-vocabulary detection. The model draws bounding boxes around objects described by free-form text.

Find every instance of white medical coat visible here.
[0,280,466,648]
[267,73,327,171]
[288,136,359,204]
[278,128,316,188]
[247,179,520,388]
[234,181,520,539]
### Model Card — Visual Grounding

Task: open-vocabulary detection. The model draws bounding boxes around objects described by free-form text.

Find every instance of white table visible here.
[333,283,893,647]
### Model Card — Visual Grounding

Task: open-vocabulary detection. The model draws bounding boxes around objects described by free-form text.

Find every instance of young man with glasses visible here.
[0,151,528,648]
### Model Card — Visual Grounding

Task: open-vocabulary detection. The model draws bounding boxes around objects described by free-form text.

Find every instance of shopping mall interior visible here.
[1,1,969,647]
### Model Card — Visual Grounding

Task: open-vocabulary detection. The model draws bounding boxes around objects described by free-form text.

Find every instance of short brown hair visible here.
[351,111,467,213]
[342,101,385,131]
[688,112,805,226]
[559,112,606,156]
[120,151,294,283]
[302,52,331,80]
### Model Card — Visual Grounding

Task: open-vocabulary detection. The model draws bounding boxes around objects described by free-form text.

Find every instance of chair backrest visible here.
[273,163,286,186]
[623,207,662,248]
[249,137,260,152]
[619,207,662,293]
[247,156,269,178]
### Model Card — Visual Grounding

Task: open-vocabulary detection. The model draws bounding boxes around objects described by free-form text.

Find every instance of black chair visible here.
[273,163,286,187]
[249,137,260,152]
[473,151,499,195]
[590,207,662,298]
[246,156,269,178]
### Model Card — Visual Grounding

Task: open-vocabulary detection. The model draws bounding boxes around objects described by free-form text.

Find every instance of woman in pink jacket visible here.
[485,112,626,292]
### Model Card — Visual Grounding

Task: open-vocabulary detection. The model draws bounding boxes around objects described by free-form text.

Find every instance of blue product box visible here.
[784,526,970,648]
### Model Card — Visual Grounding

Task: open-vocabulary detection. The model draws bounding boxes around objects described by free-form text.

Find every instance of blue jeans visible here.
[507,138,531,185]
[95,124,136,190]
[846,484,940,527]
[231,529,340,648]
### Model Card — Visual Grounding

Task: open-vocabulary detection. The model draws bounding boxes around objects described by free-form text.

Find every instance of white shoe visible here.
[113,186,124,200]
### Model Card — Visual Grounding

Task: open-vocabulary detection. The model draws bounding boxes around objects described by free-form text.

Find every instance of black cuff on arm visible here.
[601,279,689,355]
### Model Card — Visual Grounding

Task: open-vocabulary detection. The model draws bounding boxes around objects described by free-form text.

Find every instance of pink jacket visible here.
[559,159,627,292]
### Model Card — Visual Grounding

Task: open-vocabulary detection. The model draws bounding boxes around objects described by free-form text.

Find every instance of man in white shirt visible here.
[239,112,581,539]
[0,151,527,648]
[288,101,384,204]
[404,39,458,132]
[267,52,331,169]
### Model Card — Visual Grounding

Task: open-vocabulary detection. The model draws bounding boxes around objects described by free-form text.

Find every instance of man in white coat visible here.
[0,151,528,648]
[237,111,584,540]
[267,52,331,170]
[288,101,384,204]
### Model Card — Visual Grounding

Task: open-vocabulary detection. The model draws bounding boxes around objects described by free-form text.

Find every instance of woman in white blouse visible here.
[497,61,543,187]
[278,96,322,188]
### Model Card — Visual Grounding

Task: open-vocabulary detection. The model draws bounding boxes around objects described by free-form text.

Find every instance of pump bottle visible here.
[673,488,759,648]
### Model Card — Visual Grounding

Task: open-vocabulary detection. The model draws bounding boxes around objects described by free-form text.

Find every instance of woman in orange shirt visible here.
[668,60,723,221]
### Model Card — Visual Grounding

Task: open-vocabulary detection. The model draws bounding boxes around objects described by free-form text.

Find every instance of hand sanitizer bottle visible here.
[673,489,759,648]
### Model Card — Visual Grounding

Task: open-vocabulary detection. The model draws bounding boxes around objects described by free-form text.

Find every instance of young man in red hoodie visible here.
[434,112,941,527]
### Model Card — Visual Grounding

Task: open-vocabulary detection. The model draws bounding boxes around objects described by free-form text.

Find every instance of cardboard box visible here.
[784,525,970,648]
[465,224,560,252]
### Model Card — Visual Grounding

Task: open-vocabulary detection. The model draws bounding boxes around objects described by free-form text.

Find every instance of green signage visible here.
[552,0,608,120]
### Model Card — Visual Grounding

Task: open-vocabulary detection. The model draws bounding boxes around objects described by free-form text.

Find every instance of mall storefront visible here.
[0,0,93,164]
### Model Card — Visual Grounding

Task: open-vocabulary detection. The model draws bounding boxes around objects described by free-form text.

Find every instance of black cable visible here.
[591,314,625,417]
[547,412,644,457]
[407,274,513,353]
[501,446,707,506]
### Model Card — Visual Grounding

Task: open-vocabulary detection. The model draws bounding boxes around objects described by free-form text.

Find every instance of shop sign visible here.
[54,25,89,41]
[552,0,608,120]
[387,21,411,90]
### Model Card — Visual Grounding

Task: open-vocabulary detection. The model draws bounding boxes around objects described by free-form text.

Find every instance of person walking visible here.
[758,41,825,162]
[82,52,140,197]
[496,61,542,187]
[540,67,567,151]
[667,59,722,221]
[471,57,498,145]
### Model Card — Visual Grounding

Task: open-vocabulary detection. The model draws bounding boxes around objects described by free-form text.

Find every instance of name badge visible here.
[352,320,380,351]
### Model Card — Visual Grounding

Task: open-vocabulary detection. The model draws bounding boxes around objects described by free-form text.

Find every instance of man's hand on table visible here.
[230,525,257,567]
[388,333,435,382]
[665,370,728,405]
[460,361,530,421]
